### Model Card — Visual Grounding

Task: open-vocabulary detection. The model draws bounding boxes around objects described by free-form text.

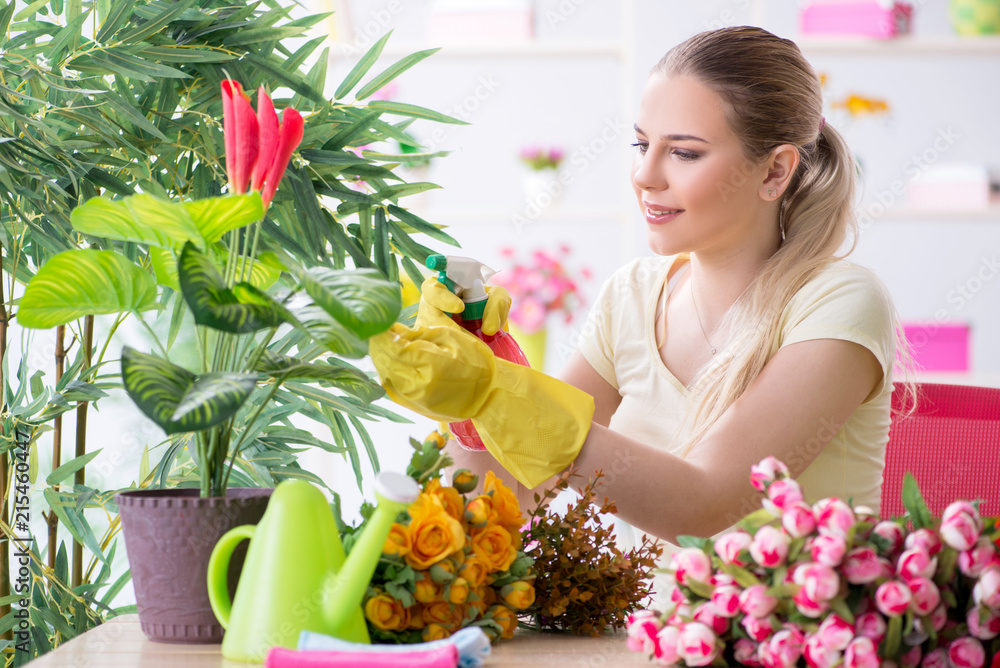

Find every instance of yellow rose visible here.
[467,590,487,619]
[480,585,497,607]
[451,468,478,494]
[471,524,516,573]
[459,556,489,588]
[407,605,427,629]
[429,559,457,584]
[414,575,444,603]
[465,495,497,527]
[425,478,465,524]
[488,604,519,639]
[364,590,408,632]
[383,522,411,557]
[501,581,536,610]
[421,601,453,627]
[406,495,465,570]
[422,623,450,641]
[484,471,524,529]
[447,577,470,605]
[425,430,448,450]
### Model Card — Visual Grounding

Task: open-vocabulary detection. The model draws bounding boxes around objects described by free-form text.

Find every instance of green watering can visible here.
[207,472,420,663]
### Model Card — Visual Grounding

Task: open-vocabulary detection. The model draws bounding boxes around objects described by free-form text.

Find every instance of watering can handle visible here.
[206,524,256,630]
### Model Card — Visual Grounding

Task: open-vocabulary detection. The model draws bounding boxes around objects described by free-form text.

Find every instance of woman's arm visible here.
[568,337,882,543]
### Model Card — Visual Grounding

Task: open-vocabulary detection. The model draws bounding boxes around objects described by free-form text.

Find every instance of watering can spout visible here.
[322,471,420,637]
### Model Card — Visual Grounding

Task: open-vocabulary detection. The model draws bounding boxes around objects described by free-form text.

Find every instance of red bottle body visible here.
[449,316,531,452]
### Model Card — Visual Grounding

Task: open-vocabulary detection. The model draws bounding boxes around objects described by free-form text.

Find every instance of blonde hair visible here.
[651,26,915,454]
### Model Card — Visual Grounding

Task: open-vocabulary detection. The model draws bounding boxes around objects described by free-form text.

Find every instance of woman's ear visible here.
[760,144,800,200]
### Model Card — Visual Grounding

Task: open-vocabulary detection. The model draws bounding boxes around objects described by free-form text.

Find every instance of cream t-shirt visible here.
[576,254,896,595]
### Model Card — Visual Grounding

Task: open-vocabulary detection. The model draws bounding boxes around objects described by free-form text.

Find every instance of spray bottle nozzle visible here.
[425,255,496,320]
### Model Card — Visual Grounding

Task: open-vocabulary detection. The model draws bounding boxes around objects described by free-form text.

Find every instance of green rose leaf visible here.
[18,249,158,329]
[184,193,264,244]
[296,266,401,339]
[254,350,384,402]
[70,194,201,248]
[178,242,289,333]
[121,347,258,435]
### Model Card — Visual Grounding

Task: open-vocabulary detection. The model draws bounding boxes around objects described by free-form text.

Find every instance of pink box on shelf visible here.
[903,323,970,372]
[800,1,913,39]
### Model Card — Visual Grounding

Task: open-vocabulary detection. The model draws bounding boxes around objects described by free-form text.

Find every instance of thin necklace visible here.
[690,281,717,355]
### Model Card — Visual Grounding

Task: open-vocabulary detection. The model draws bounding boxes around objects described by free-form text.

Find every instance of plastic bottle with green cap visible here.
[426,254,530,451]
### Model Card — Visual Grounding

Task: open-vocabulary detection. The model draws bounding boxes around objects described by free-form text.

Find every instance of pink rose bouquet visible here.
[626,456,1000,667]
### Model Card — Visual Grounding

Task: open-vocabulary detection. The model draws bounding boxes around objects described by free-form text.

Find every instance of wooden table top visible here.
[24,615,653,667]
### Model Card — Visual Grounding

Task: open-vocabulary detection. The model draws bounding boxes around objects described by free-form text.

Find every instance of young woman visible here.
[370,26,909,568]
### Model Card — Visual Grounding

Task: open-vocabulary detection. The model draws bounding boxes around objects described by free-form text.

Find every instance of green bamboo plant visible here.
[1,0,461,659]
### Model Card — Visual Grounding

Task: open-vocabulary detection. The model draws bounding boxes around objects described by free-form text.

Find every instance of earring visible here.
[767,187,777,198]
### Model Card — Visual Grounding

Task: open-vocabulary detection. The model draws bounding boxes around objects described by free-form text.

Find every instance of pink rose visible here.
[914,604,948,634]
[967,606,1000,640]
[750,526,791,568]
[905,528,942,556]
[740,584,779,619]
[672,548,712,587]
[974,566,1000,610]
[653,624,681,665]
[815,614,854,651]
[901,645,923,668]
[792,589,829,618]
[960,541,998,578]
[665,603,692,627]
[897,547,938,581]
[750,456,789,491]
[855,611,887,643]
[711,585,742,618]
[872,520,906,555]
[813,498,855,537]
[714,530,753,567]
[795,562,841,602]
[735,638,762,668]
[908,577,941,616]
[804,633,842,668]
[765,479,805,516]
[626,611,663,653]
[710,572,737,587]
[810,533,847,567]
[766,627,805,668]
[843,546,882,584]
[782,501,818,538]
[677,622,720,667]
[742,614,777,642]
[948,636,986,668]
[844,636,879,668]
[692,601,729,636]
[876,580,913,617]
[941,502,983,552]
[922,648,949,668]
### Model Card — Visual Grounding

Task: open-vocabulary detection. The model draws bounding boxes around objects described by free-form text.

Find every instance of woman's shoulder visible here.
[786,259,895,320]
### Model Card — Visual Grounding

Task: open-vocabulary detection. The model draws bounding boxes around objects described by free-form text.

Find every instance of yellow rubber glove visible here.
[369,322,595,489]
[418,277,511,335]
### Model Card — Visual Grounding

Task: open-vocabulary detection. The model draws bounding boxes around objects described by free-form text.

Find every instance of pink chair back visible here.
[882,382,1000,518]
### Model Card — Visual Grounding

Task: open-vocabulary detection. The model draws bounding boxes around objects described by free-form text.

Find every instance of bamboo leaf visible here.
[71,194,201,248]
[178,242,288,334]
[136,45,237,63]
[355,48,440,100]
[84,48,189,82]
[116,0,195,43]
[121,347,258,435]
[367,100,468,125]
[293,266,401,339]
[184,193,264,244]
[335,31,392,100]
[17,249,157,329]
[254,351,383,402]
[46,450,103,485]
[387,205,459,246]
[95,0,136,42]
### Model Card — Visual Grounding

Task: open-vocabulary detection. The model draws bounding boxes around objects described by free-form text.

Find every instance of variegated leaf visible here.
[184,193,264,244]
[290,305,367,358]
[121,347,258,434]
[296,267,400,339]
[254,350,383,402]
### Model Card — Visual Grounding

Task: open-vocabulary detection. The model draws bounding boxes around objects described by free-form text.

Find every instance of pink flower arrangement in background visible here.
[626,456,1000,668]
[518,145,564,171]
[491,245,591,334]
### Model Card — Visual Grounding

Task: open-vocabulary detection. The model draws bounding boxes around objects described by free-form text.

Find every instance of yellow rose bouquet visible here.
[350,432,535,643]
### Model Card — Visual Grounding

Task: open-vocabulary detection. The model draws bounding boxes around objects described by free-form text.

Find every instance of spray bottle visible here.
[426,254,531,452]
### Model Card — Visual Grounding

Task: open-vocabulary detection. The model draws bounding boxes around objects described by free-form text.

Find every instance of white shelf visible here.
[914,372,1000,389]
[876,204,1000,221]
[379,41,624,59]
[417,208,623,225]
[799,35,1000,55]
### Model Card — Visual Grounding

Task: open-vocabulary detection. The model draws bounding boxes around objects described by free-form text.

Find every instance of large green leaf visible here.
[71,194,201,248]
[178,242,289,333]
[185,193,264,244]
[121,347,258,435]
[296,267,401,339]
[254,350,383,402]
[290,305,367,359]
[17,249,157,328]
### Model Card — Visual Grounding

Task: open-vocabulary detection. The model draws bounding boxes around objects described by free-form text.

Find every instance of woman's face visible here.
[631,73,772,258]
